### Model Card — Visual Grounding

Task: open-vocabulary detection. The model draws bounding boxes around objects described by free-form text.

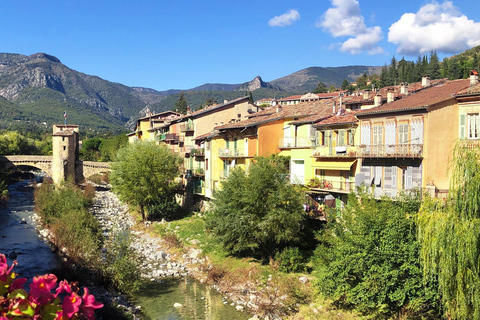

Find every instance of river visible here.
[0,179,252,320]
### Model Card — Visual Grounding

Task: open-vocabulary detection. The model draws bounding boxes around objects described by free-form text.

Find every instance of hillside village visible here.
[128,71,480,214]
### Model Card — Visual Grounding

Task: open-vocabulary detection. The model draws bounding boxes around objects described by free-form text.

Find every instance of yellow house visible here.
[355,79,470,198]
[127,110,179,143]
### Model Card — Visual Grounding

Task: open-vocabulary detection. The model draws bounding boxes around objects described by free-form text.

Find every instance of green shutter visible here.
[460,114,466,139]
[348,129,354,146]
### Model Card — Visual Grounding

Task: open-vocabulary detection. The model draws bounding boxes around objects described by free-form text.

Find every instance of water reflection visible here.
[131,278,251,320]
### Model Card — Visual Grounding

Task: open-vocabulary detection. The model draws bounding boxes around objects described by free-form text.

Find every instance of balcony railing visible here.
[312,146,357,158]
[461,139,480,150]
[165,133,176,141]
[308,178,356,193]
[358,144,423,158]
[180,123,195,132]
[218,148,245,158]
[279,137,316,148]
[191,148,205,157]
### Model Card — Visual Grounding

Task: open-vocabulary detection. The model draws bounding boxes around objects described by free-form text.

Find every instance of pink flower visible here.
[54,280,72,298]
[81,287,103,319]
[62,292,82,318]
[0,254,16,282]
[29,274,57,305]
[9,277,27,292]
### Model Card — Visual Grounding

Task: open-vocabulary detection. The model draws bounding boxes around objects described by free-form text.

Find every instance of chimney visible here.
[363,90,371,100]
[276,106,283,113]
[422,75,431,87]
[401,82,409,96]
[387,89,395,103]
[470,70,479,86]
[224,99,228,104]
[374,94,382,107]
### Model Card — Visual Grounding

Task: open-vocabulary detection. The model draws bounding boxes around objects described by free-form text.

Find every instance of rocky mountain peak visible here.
[236,75,277,92]
[28,53,61,63]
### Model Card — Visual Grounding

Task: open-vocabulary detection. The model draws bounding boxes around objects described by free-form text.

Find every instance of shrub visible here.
[206,156,308,261]
[314,188,440,318]
[146,192,179,220]
[275,247,307,273]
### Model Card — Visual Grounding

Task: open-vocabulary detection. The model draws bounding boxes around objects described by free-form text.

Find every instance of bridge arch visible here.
[0,155,53,178]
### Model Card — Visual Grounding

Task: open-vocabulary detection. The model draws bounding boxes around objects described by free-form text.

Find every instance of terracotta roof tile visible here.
[314,111,359,127]
[357,79,470,116]
[216,99,335,130]
[455,82,480,96]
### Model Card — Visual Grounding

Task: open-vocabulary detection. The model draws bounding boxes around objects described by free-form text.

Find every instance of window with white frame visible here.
[372,125,383,145]
[398,123,409,144]
[468,114,480,139]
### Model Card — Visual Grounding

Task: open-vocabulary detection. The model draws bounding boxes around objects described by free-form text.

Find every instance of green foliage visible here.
[418,143,480,319]
[146,191,179,220]
[313,82,328,93]
[34,181,100,263]
[0,131,42,155]
[206,156,307,261]
[314,188,440,318]
[104,232,141,293]
[175,93,188,114]
[34,181,141,294]
[341,79,350,90]
[275,247,307,273]
[110,141,183,220]
[80,137,103,161]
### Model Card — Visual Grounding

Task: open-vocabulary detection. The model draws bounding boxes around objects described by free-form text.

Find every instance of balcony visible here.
[218,148,246,158]
[157,133,167,141]
[461,139,480,150]
[312,146,357,158]
[358,144,423,158]
[180,123,195,133]
[308,177,356,194]
[165,133,176,141]
[279,137,316,149]
[191,148,205,157]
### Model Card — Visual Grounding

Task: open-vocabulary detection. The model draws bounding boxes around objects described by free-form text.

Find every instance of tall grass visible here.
[34,181,140,294]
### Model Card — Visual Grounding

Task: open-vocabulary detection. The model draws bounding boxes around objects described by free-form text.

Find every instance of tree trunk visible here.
[140,204,145,221]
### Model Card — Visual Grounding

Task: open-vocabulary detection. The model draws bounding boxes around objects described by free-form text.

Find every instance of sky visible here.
[1,0,480,91]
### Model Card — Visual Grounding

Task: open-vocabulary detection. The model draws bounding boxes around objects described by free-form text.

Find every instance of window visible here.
[398,123,409,144]
[337,130,346,147]
[468,114,480,139]
[372,125,383,145]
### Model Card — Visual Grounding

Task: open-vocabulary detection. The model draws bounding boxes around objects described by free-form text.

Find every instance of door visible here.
[290,160,305,184]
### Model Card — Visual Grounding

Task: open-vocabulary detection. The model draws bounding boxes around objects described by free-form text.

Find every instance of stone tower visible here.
[51,125,82,185]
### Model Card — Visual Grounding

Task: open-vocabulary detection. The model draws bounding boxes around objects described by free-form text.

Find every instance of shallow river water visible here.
[0,180,252,320]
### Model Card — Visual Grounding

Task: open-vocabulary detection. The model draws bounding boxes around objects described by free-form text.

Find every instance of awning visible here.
[316,160,356,171]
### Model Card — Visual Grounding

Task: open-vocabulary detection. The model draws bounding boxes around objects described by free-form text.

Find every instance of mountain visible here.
[0,53,169,132]
[0,52,382,132]
[270,66,382,92]
[236,76,281,92]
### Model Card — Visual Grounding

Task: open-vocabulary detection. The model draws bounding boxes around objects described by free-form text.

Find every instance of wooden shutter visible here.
[338,130,345,147]
[348,129,354,146]
[460,114,466,139]
[406,166,413,189]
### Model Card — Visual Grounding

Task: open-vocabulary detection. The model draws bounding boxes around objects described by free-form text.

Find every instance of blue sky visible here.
[1,0,480,91]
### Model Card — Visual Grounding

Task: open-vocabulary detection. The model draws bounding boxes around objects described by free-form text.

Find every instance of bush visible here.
[275,247,307,273]
[314,188,440,318]
[146,192,179,220]
[206,156,308,261]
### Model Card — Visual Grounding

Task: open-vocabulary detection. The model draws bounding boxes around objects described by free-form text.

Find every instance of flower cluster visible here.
[0,252,103,319]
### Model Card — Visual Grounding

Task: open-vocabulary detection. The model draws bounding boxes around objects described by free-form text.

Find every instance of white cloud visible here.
[388,1,480,55]
[318,0,384,54]
[268,9,300,27]
[340,26,385,54]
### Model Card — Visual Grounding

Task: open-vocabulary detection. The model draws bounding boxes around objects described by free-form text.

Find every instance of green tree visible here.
[110,141,183,220]
[98,134,128,161]
[428,50,441,79]
[80,137,103,161]
[313,82,328,93]
[206,156,307,260]
[418,144,480,319]
[175,93,188,114]
[328,85,336,92]
[341,79,350,90]
[315,189,440,318]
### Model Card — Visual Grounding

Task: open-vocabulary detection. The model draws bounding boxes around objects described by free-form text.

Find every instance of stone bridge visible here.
[0,155,111,183]
[1,124,111,185]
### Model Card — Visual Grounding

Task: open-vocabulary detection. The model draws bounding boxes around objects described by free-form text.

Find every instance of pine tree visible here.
[175,93,188,114]
[428,50,440,79]
[388,56,398,85]
[313,82,328,93]
[341,79,349,90]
